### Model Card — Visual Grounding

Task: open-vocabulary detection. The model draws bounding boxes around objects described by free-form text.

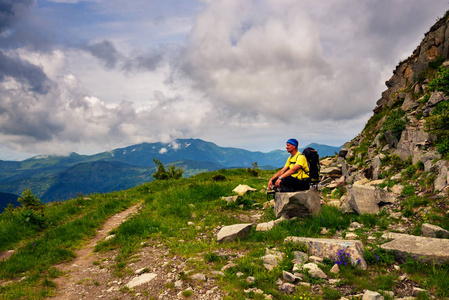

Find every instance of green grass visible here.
[1,168,449,299]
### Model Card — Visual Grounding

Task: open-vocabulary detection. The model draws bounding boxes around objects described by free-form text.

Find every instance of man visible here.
[268,138,310,192]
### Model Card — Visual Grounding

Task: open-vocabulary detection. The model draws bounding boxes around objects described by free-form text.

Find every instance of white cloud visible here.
[1,0,448,158]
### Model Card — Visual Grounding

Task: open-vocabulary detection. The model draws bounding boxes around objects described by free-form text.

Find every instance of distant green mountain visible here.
[0,139,341,202]
[0,192,20,213]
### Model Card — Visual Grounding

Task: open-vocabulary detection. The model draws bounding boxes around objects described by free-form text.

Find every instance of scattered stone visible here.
[362,290,384,300]
[174,280,183,289]
[217,223,252,243]
[256,221,275,232]
[125,273,157,288]
[282,271,299,283]
[308,256,323,263]
[233,184,256,196]
[221,195,240,203]
[302,263,327,279]
[345,233,358,240]
[221,262,236,272]
[330,264,340,274]
[279,282,296,294]
[104,234,115,241]
[246,276,255,283]
[236,272,244,278]
[191,273,206,281]
[134,268,146,275]
[329,279,341,285]
[292,251,308,264]
[178,287,194,298]
[349,222,362,228]
[421,223,449,238]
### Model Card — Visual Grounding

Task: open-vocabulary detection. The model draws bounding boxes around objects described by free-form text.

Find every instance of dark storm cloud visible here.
[84,40,120,69]
[0,0,34,33]
[0,50,49,93]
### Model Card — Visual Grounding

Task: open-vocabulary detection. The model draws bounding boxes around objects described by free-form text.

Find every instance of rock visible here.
[282,271,299,283]
[362,290,384,300]
[434,160,448,192]
[256,221,275,232]
[246,276,255,283]
[285,236,367,269]
[292,251,308,264]
[274,189,321,219]
[330,264,340,274]
[391,185,404,196]
[221,195,240,203]
[262,254,282,270]
[381,234,449,264]
[421,223,449,238]
[353,178,370,185]
[232,184,256,196]
[302,263,327,279]
[191,273,206,281]
[221,262,236,272]
[345,233,357,240]
[125,273,157,288]
[279,282,296,294]
[217,224,252,243]
[327,200,341,208]
[346,185,395,215]
[384,129,398,148]
[349,222,362,229]
[321,167,342,177]
[340,201,355,214]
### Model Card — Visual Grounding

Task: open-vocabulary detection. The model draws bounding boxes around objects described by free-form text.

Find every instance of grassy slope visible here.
[0,169,448,299]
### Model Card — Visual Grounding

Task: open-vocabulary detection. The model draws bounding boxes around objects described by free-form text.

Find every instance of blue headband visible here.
[286,138,298,148]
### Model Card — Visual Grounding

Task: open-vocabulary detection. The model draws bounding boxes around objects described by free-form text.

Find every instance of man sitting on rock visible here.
[268,138,310,192]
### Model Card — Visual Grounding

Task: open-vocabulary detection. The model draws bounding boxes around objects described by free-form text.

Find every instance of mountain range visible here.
[0,139,341,208]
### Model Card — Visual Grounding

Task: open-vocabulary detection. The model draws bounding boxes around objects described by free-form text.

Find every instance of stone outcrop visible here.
[381,234,449,264]
[274,189,321,219]
[346,185,395,215]
[284,236,367,270]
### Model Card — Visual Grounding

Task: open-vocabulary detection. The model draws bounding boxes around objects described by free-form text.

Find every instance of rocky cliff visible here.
[338,11,449,197]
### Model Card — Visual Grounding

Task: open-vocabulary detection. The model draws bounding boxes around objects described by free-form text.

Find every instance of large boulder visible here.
[346,185,395,215]
[285,236,367,270]
[381,234,449,264]
[274,189,321,219]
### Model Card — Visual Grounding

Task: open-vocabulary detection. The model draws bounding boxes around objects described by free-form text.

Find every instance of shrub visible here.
[425,101,449,157]
[428,66,449,94]
[381,108,407,140]
[152,158,183,180]
[18,189,43,210]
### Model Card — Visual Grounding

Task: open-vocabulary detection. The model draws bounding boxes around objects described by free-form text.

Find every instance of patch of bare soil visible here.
[51,204,226,299]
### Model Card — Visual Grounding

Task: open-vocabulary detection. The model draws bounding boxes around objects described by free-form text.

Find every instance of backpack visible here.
[302,147,320,185]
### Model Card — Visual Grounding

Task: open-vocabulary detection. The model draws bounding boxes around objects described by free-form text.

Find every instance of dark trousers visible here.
[281,176,310,192]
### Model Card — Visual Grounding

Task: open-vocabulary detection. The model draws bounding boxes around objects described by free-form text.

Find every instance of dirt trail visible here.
[50,202,224,300]
[52,203,142,299]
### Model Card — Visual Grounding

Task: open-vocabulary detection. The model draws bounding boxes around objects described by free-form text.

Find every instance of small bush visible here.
[18,189,43,210]
[152,158,183,180]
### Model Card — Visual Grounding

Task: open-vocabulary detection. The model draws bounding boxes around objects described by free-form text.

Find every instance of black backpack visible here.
[302,147,320,185]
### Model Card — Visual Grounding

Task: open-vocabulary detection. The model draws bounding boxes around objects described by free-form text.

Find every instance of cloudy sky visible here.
[0,0,448,160]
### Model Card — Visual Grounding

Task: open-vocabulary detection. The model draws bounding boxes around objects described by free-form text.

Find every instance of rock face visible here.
[285,236,367,270]
[274,189,321,219]
[381,234,449,264]
[216,224,252,243]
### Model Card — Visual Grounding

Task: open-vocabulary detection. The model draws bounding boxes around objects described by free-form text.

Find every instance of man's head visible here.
[286,138,298,154]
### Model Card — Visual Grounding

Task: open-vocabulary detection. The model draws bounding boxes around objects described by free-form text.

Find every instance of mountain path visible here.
[50,202,225,299]
[51,203,143,299]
